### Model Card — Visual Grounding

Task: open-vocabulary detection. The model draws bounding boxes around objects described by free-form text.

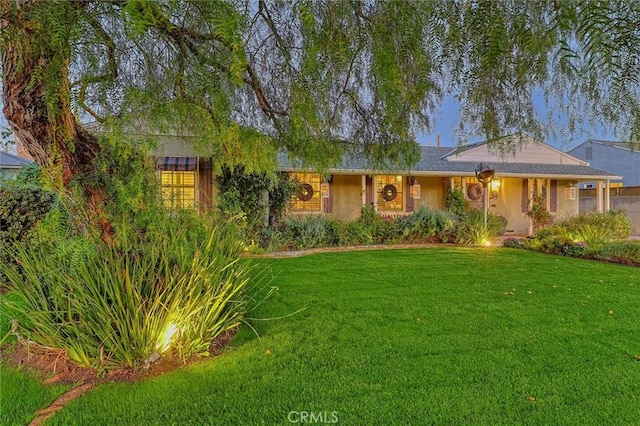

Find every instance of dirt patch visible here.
[2,329,237,385]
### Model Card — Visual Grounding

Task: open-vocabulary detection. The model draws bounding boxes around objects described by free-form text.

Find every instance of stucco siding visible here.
[555,180,580,219]
[331,174,363,221]
[413,176,445,210]
[489,177,529,235]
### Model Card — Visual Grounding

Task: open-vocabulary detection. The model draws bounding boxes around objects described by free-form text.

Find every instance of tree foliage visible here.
[2,0,639,181]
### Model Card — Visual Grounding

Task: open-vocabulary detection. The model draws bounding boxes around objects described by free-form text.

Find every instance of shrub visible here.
[444,188,470,216]
[559,210,631,247]
[527,194,553,233]
[1,212,254,369]
[357,205,400,244]
[502,237,523,248]
[332,220,373,246]
[397,205,457,242]
[586,241,640,266]
[523,232,586,256]
[278,214,339,249]
[0,186,56,244]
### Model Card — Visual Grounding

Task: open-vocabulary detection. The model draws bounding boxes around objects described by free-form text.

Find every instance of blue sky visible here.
[417,93,617,151]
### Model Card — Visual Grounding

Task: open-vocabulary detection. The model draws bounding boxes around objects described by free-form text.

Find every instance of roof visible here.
[571,139,639,152]
[279,145,622,180]
[0,151,33,169]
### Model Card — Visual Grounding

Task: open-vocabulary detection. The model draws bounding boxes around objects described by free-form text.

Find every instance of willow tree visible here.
[2,1,639,227]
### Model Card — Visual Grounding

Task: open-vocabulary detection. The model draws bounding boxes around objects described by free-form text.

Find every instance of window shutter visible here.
[405,177,414,213]
[521,179,529,212]
[323,181,333,213]
[365,176,373,205]
[550,179,558,212]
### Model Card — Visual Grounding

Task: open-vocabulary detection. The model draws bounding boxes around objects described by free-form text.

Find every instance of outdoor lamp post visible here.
[475,162,495,224]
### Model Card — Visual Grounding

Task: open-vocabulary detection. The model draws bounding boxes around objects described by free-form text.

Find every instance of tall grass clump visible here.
[454,210,505,244]
[278,214,338,249]
[559,210,631,246]
[397,205,456,242]
[1,208,255,369]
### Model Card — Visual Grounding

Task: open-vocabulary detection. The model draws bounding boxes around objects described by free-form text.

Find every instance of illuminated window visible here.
[160,171,196,209]
[377,175,404,211]
[290,172,321,212]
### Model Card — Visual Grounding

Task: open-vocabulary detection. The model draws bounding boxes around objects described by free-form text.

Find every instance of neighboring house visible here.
[155,134,621,235]
[568,140,640,187]
[0,151,33,181]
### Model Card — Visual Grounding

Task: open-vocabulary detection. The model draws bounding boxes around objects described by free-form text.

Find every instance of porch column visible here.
[361,175,366,207]
[545,179,551,211]
[604,179,611,212]
[461,177,467,198]
[372,176,378,212]
[596,180,604,213]
[450,177,455,191]
[527,178,534,235]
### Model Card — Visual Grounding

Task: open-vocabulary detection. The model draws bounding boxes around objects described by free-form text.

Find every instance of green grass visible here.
[3,248,640,425]
[0,365,69,425]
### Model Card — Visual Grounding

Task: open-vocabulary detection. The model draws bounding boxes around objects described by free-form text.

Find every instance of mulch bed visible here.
[2,329,237,385]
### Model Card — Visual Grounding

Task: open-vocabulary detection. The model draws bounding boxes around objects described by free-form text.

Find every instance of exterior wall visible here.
[579,187,640,235]
[448,136,584,165]
[330,174,363,221]
[488,177,529,235]
[413,176,445,210]
[481,178,580,235]
[555,180,580,218]
[569,141,640,187]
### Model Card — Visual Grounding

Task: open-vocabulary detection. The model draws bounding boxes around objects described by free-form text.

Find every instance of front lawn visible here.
[3,247,640,424]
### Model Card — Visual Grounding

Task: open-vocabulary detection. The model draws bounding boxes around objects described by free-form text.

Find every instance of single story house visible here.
[0,151,33,181]
[155,134,621,235]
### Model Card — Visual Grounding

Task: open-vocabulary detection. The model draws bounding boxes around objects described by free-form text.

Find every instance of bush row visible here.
[259,204,507,251]
[503,210,638,266]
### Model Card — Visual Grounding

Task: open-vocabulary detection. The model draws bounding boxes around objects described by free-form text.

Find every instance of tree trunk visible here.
[1,1,113,240]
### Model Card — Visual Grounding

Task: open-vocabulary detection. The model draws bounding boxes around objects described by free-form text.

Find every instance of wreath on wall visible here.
[382,184,398,202]
[297,183,314,201]
[467,183,483,201]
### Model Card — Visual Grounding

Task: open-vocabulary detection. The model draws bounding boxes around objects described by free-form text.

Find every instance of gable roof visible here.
[0,151,33,169]
[570,139,639,153]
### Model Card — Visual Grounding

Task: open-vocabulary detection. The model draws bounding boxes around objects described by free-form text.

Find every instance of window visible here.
[585,146,593,160]
[290,172,321,212]
[160,171,196,209]
[564,186,577,200]
[377,175,404,211]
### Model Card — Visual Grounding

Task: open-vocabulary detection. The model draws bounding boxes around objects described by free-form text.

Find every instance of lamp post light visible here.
[475,162,495,224]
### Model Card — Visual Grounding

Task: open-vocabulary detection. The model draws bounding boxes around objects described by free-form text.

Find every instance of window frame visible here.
[290,172,322,212]
[376,174,404,212]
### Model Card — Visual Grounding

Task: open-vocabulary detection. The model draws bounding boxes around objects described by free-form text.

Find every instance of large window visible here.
[290,172,321,212]
[160,171,196,209]
[377,175,404,211]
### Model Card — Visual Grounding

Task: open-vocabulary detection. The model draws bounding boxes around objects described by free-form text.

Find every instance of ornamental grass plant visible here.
[1,209,255,369]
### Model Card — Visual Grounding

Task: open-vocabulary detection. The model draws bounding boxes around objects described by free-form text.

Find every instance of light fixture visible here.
[475,162,495,224]
[490,178,501,199]
[475,162,495,184]
[158,323,179,353]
